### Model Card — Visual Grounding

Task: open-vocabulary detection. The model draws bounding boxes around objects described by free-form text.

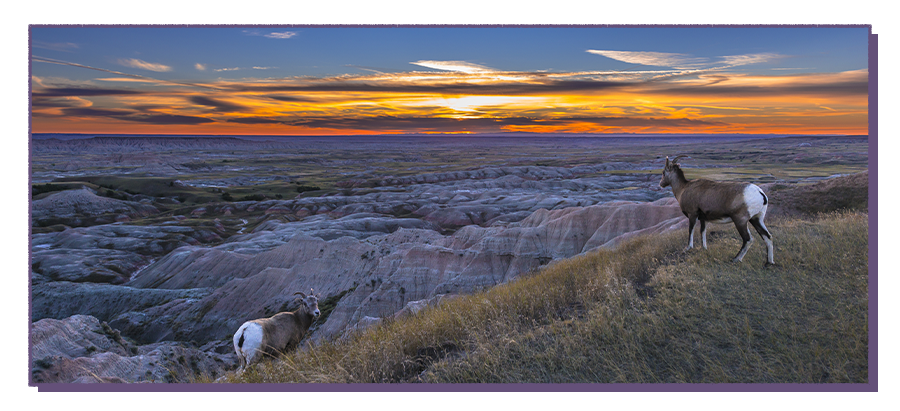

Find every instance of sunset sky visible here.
[30,26,870,136]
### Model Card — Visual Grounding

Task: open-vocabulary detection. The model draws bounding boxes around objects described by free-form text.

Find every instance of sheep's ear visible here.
[665,156,670,167]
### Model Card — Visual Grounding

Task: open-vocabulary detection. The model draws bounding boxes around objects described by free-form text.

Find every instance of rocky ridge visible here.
[37,197,684,346]
[31,315,234,383]
[32,188,159,227]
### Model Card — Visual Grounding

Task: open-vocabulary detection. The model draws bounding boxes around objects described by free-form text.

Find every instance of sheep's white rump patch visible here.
[234,322,264,363]
[744,184,767,217]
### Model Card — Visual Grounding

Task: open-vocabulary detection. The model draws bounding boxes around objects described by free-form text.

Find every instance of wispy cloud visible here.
[195,63,207,71]
[31,54,867,135]
[33,87,145,97]
[32,56,221,90]
[189,96,248,113]
[236,114,729,134]
[43,105,216,125]
[347,65,386,74]
[32,41,79,52]
[32,56,158,83]
[209,66,274,72]
[243,29,298,39]
[117,58,172,72]
[719,53,781,67]
[264,31,297,39]
[587,50,782,70]
[31,95,93,108]
[116,113,216,125]
[410,60,495,73]
[587,50,708,69]
[94,77,160,83]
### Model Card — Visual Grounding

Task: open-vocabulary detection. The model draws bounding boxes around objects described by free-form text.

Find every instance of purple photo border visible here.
[27,24,878,393]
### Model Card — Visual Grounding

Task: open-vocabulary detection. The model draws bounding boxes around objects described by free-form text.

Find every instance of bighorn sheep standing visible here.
[233,291,320,370]
[660,156,774,266]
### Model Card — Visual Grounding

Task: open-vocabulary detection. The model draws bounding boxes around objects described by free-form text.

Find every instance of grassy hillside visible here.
[214,208,869,384]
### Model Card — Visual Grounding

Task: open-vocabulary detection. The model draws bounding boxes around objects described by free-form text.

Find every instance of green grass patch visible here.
[315,287,357,327]
[214,210,868,384]
[220,181,325,201]
[54,176,221,204]
[31,182,93,198]
[49,175,329,206]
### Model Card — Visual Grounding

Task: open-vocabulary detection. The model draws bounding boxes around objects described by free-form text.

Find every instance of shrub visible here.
[104,189,127,200]
[240,194,266,201]
[32,183,68,196]
[296,185,321,193]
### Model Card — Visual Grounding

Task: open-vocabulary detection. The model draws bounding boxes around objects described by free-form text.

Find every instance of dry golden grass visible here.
[214,210,868,384]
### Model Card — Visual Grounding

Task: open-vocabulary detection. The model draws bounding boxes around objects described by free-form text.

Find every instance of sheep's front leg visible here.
[686,214,698,251]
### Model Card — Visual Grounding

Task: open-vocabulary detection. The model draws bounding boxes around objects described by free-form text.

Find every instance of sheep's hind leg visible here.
[700,219,708,249]
[237,353,246,372]
[750,217,774,266]
[732,219,753,262]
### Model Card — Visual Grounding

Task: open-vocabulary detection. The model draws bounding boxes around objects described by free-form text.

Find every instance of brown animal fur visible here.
[660,156,774,266]
[233,292,320,369]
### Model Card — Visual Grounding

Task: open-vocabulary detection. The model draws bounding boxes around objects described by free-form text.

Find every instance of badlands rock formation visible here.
[32,188,159,227]
[32,223,225,284]
[30,135,869,383]
[765,171,869,217]
[31,315,234,383]
[31,282,211,332]
[106,197,685,344]
[31,159,688,376]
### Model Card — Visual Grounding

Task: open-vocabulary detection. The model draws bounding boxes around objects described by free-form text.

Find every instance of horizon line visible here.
[31,131,866,138]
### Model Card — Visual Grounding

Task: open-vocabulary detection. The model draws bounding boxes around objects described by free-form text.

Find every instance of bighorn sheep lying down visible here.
[660,156,774,266]
[233,291,320,370]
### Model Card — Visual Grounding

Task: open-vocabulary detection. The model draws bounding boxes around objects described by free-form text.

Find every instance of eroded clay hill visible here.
[29,135,869,383]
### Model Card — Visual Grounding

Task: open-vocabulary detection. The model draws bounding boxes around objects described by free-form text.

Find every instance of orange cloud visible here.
[30,64,869,136]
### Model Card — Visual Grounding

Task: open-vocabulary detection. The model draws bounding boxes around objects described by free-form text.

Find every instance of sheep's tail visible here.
[234,324,248,370]
[759,189,768,206]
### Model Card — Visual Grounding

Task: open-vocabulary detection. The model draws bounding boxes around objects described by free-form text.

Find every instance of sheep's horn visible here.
[671,155,689,164]
[293,291,307,298]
